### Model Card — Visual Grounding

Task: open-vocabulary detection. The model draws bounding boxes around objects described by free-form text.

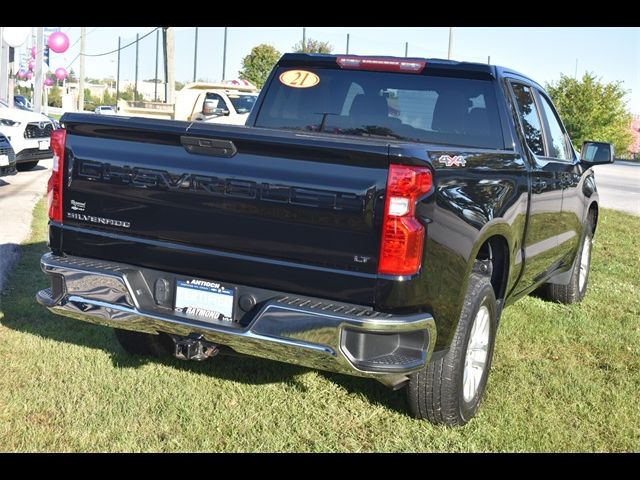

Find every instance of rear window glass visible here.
[255,67,504,149]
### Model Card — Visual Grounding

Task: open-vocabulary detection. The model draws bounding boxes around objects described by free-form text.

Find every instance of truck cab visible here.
[174,82,259,125]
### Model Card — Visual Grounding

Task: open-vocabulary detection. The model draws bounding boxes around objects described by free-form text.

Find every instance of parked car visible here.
[94,105,116,115]
[0,133,17,177]
[37,53,613,426]
[14,95,32,111]
[0,99,54,171]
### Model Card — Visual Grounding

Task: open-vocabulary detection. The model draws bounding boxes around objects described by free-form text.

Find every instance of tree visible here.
[67,68,77,83]
[175,81,185,91]
[103,90,116,106]
[48,85,62,108]
[119,85,143,102]
[546,73,633,156]
[292,38,333,54]
[239,44,281,88]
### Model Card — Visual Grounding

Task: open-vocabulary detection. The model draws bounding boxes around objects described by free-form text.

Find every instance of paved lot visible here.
[592,161,640,216]
[0,159,52,293]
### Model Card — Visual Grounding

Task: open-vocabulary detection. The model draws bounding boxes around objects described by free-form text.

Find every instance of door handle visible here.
[532,178,547,193]
[180,136,237,157]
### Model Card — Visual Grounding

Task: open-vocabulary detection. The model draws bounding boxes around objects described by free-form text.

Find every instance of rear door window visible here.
[510,83,545,156]
[255,67,505,149]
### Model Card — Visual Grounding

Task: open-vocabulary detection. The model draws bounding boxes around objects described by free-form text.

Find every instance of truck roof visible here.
[277,53,543,88]
[180,82,258,93]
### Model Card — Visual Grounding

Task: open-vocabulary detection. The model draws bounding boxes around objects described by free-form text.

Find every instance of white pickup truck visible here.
[174,82,259,125]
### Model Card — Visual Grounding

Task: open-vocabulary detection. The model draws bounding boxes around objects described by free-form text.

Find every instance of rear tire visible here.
[543,215,593,304]
[114,328,173,357]
[16,161,38,171]
[407,273,497,426]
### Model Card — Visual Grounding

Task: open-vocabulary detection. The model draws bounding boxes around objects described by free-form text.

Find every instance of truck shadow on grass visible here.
[0,240,407,415]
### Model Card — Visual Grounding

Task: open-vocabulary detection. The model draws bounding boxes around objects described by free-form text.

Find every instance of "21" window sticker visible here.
[279,70,320,88]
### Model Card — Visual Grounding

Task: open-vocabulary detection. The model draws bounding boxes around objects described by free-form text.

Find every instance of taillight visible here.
[47,129,66,223]
[336,56,426,73]
[378,165,432,276]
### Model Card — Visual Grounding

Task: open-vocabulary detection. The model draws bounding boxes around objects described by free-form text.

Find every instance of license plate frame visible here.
[174,277,236,323]
[0,154,8,166]
[38,139,50,150]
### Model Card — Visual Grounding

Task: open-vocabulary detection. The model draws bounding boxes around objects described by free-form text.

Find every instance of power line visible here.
[80,27,160,57]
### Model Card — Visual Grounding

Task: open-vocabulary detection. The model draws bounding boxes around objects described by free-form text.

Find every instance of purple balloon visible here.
[31,46,36,59]
[25,71,33,80]
[28,59,35,71]
[48,31,70,54]
[44,77,55,86]
[54,67,68,80]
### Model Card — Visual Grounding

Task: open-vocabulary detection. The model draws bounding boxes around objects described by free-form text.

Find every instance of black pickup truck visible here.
[37,53,614,426]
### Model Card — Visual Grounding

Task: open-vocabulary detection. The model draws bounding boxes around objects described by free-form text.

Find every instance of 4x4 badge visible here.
[437,155,467,167]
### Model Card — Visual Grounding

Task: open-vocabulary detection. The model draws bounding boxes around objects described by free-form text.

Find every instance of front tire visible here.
[544,215,593,304]
[407,273,497,426]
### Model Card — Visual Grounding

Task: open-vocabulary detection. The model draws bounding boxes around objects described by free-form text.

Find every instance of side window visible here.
[511,83,545,156]
[538,93,571,160]
[204,93,227,111]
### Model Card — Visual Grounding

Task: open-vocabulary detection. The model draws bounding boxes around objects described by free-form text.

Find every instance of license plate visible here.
[0,155,8,166]
[174,278,235,322]
[39,140,50,150]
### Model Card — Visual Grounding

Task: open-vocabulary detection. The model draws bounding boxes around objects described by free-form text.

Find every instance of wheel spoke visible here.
[463,305,492,403]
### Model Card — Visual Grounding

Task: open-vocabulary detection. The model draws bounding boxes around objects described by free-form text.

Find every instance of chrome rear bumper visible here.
[37,253,436,385]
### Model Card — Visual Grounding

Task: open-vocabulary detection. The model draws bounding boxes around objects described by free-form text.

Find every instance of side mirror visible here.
[214,108,230,116]
[202,99,217,115]
[581,141,614,165]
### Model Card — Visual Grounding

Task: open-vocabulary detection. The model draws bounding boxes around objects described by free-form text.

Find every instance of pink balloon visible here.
[31,46,36,58]
[17,69,28,79]
[54,67,67,80]
[44,77,55,86]
[28,59,35,71]
[48,31,70,54]
[25,71,33,80]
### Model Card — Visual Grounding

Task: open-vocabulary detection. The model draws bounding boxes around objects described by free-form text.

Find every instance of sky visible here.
[14,27,640,114]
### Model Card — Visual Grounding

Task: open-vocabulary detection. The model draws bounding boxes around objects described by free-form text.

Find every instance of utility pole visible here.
[134,33,139,102]
[162,28,168,103]
[447,27,453,60]
[116,37,121,109]
[154,30,159,101]
[78,26,86,112]
[302,27,306,52]
[166,27,175,104]
[193,27,198,83]
[574,58,578,79]
[222,27,227,80]
[346,33,349,54]
[7,45,15,109]
[33,27,44,113]
[0,27,7,102]
[405,42,408,58]
[487,55,491,64]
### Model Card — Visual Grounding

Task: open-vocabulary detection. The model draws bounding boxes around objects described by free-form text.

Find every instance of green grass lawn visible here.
[0,199,638,452]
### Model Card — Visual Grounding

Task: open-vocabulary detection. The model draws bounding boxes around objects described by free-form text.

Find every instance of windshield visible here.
[228,94,257,114]
[255,67,504,149]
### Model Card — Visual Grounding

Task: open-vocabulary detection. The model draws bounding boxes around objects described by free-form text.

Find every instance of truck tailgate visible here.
[57,115,389,304]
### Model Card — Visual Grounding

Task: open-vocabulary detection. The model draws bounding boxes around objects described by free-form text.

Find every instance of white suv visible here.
[95,105,116,115]
[0,100,55,171]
